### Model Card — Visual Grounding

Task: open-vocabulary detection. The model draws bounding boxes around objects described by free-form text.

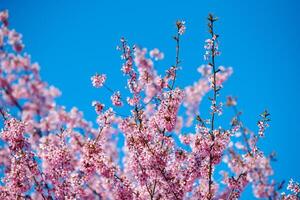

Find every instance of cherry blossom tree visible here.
[0,10,298,200]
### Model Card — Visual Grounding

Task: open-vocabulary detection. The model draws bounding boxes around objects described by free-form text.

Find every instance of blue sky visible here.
[1,0,300,198]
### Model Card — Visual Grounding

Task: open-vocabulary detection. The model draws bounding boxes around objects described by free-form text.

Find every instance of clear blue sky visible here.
[1,0,300,198]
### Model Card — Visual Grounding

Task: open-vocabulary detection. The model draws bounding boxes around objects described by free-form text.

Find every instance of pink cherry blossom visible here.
[91,73,106,88]
[111,91,123,106]
[176,20,186,35]
[150,48,164,61]
[92,100,105,114]
[0,10,8,26]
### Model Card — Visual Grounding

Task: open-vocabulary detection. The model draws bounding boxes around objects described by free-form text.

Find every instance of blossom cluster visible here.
[0,9,297,200]
[91,73,106,88]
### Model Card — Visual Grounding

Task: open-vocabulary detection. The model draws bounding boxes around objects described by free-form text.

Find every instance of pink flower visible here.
[92,101,105,114]
[154,88,184,132]
[91,73,106,88]
[204,34,220,60]
[149,48,164,61]
[127,95,139,106]
[1,118,26,151]
[97,108,115,127]
[226,96,237,107]
[287,179,300,194]
[8,30,24,52]
[176,20,186,35]
[111,91,123,106]
[0,10,8,26]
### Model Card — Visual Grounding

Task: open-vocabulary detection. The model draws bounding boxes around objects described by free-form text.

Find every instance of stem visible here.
[2,85,23,112]
[0,107,7,120]
[208,14,218,199]
[1,83,43,137]
[232,106,252,156]
[95,126,104,143]
[170,32,180,90]
[87,184,102,200]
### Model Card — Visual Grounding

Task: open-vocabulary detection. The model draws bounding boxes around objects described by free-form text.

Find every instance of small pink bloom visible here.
[149,48,164,61]
[91,73,106,88]
[176,20,186,35]
[92,101,105,114]
[111,91,123,107]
